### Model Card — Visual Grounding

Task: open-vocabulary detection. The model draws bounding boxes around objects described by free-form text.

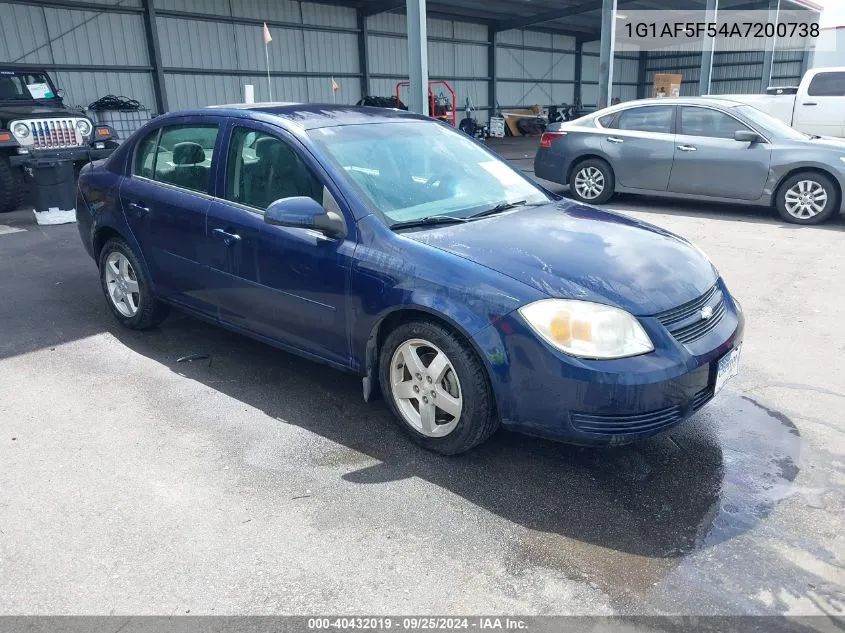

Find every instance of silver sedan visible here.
[534,97,845,225]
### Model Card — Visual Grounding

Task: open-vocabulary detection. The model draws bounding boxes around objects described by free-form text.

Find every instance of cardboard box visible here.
[652,74,682,98]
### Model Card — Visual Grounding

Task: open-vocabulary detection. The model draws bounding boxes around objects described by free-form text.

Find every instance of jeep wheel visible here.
[0,156,25,213]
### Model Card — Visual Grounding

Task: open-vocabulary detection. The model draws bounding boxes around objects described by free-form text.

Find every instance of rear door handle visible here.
[677,145,697,152]
[127,201,150,217]
[607,136,624,143]
[212,227,242,246]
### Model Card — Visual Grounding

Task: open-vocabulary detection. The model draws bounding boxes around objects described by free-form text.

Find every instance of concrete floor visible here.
[1,156,844,616]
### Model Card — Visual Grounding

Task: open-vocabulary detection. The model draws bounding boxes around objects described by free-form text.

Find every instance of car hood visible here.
[0,103,78,123]
[403,201,718,315]
[804,135,845,150]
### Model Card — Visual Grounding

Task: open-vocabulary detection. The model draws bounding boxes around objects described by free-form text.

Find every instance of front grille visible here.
[570,387,712,435]
[655,283,726,345]
[19,118,85,149]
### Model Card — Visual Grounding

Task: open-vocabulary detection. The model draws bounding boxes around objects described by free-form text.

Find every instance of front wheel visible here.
[379,320,498,455]
[569,158,615,205]
[776,172,840,225]
[98,238,169,329]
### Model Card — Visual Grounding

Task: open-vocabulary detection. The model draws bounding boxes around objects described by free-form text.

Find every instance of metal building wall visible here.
[0,0,156,112]
[496,30,577,109]
[366,12,490,120]
[580,40,640,106]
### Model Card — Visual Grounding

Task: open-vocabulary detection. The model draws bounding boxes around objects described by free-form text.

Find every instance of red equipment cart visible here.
[395,80,456,126]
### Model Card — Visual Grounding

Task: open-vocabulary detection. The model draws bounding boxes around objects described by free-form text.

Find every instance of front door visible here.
[793,71,845,138]
[119,120,222,313]
[668,106,771,201]
[205,122,353,367]
[599,104,676,191]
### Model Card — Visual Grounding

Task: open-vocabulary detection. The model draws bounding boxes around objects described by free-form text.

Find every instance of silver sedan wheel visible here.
[573,166,605,200]
[784,180,828,219]
[104,251,140,317]
[389,338,463,438]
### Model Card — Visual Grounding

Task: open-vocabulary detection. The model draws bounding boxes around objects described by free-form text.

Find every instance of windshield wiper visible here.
[390,215,469,230]
[467,200,528,220]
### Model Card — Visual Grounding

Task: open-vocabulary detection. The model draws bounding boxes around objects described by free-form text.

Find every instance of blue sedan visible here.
[76,104,744,454]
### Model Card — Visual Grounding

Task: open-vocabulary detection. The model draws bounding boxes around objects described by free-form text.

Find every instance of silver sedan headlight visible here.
[11,122,30,138]
[519,299,654,359]
[76,119,93,136]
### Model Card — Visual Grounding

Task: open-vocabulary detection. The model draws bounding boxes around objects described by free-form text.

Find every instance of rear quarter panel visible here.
[534,130,606,185]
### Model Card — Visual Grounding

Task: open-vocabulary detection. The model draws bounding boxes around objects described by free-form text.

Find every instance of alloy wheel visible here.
[389,338,463,438]
[104,251,140,317]
[784,180,828,220]
[574,166,605,200]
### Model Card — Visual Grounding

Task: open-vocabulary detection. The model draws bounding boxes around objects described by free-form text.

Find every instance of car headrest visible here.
[172,142,205,165]
[254,136,281,161]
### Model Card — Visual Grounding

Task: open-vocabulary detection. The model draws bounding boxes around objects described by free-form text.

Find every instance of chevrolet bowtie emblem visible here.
[701,305,714,320]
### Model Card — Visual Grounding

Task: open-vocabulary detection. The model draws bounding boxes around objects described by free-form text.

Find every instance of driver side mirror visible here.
[734,130,763,143]
[55,88,66,99]
[264,193,347,239]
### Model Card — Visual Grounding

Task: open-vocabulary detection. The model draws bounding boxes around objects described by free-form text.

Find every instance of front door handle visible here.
[803,102,817,106]
[677,145,697,152]
[127,201,150,217]
[607,136,624,144]
[212,228,242,246]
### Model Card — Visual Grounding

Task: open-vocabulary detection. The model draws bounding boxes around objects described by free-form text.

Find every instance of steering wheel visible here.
[424,169,457,191]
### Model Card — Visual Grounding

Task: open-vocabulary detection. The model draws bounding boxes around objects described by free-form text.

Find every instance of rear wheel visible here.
[379,320,498,455]
[98,238,168,329]
[776,171,839,225]
[569,158,615,205]
[0,156,25,213]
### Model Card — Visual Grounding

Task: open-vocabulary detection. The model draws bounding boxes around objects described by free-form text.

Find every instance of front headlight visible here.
[11,122,30,138]
[76,119,93,136]
[518,299,654,359]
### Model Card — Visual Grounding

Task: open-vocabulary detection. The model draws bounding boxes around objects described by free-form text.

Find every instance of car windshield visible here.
[308,120,550,224]
[0,72,57,101]
[734,104,809,140]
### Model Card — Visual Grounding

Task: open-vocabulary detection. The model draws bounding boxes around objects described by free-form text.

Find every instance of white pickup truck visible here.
[719,67,845,138]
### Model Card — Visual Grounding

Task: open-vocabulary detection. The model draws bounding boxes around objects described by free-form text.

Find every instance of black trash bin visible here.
[25,158,76,213]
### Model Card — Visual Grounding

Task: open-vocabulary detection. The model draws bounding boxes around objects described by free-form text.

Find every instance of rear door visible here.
[599,105,676,191]
[668,105,771,200]
[119,118,222,313]
[793,71,845,137]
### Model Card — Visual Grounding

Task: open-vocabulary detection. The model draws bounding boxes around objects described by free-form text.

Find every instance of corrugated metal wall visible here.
[642,43,808,97]
[581,40,640,106]
[495,30,577,109]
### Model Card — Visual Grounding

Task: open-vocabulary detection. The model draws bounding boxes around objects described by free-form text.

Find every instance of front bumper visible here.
[481,278,745,445]
[9,146,114,167]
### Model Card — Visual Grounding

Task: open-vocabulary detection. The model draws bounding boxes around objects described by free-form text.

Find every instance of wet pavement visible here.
[0,205,843,616]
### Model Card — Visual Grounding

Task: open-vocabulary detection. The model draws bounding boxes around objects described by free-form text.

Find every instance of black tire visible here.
[569,158,615,205]
[379,319,498,455]
[0,156,25,213]
[776,171,840,225]
[98,238,169,330]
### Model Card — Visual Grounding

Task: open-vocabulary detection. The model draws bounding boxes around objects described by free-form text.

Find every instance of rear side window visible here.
[615,106,674,134]
[133,124,219,194]
[679,106,750,139]
[807,72,845,97]
[224,127,322,210]
[598,113,616,127]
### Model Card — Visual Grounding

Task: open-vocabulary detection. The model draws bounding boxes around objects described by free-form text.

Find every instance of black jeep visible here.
[0,69,117,212]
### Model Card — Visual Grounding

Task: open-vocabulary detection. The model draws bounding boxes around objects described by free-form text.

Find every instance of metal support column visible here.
[357,8,371,98]
[636,49,647,98]
[574,39,583,107]
[488,29,497,115]
[761,0,780,91]
[406,0,429,116]
[597,0,617,109]
[141,0,168,113]
[699,0,718,95]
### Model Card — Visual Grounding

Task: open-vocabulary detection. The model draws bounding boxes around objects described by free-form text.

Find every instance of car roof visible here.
[154,103,431,130]
[593,96,747,115]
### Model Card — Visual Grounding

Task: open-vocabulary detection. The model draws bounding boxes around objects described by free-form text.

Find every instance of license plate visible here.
[714,346,741,395]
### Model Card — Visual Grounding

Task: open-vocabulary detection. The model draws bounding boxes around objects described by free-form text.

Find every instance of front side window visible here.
[807,72,845,97]
[308,121,550,224]
[679,107,750,139]
[225,127,322,210]
[615,106,674,134]
[133,124,218,194]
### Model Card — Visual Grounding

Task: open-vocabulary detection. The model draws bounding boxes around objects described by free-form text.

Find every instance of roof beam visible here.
[492,0,603,32]
[359,0,404,16]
